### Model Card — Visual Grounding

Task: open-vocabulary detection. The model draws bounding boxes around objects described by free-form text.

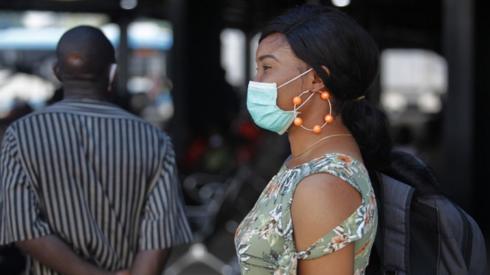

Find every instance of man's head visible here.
[54,26,116,87]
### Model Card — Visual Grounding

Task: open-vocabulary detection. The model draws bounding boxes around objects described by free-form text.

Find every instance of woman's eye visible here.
[263,65,272,71]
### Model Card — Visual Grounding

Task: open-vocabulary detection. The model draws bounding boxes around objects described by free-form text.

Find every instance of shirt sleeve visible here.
[0,127,52,245]
[139,135,193,250]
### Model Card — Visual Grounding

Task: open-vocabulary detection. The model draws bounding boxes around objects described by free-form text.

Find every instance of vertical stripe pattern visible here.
[0,99,192,275]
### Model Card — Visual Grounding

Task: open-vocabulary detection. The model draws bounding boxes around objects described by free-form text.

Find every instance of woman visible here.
[234,5,391,275]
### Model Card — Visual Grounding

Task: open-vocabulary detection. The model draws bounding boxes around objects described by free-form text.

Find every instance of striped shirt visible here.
[0,98,193,275]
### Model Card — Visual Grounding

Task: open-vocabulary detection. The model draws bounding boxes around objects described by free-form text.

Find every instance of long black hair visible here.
[260,4,392,170]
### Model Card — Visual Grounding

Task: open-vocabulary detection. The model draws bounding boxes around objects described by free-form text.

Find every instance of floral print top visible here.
[234,153,377,275]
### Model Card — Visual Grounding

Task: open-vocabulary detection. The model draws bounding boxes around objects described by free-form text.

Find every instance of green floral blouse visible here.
[234,153,377,275]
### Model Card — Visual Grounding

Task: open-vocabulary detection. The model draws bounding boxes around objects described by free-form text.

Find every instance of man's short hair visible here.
[56,25,116,81]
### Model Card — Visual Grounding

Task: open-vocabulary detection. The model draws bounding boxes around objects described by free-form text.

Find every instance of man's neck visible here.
[62,81,109,101]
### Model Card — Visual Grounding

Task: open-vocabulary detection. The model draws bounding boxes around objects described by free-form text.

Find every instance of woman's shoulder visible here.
[290,153,375,255]
[291,169,363,251]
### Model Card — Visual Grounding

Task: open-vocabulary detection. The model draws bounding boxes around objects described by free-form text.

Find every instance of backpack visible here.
[366,150,489,275]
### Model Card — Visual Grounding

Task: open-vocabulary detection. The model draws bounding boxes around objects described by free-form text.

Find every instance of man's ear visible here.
[108,63,117,84]
[53,63,61,82]
[107,63,117,92]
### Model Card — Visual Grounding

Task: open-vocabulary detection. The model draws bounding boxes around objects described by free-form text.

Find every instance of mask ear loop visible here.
[291,89,318,126]
[293,90,315,111]
[278,68,313,89]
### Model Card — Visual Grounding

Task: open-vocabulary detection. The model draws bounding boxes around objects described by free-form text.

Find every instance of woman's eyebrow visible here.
[257,54,280,63]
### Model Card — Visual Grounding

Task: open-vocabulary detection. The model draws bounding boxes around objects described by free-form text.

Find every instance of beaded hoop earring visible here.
[292,89,334,134]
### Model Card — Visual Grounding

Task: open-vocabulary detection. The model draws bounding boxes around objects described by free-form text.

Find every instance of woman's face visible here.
[255,33,314,111]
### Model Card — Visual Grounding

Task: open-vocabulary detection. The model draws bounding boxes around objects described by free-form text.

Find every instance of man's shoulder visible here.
[15,100,133,122]
[8,100,168,137]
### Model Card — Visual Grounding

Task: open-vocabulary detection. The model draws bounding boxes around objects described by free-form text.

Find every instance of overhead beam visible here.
[0,0,166,18]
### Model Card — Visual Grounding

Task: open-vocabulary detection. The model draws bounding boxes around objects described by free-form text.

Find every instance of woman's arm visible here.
[291,173,362,275]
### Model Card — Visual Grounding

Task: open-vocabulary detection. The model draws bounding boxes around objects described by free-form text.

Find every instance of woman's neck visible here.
[286,98,352,165]
[288,119,349,155]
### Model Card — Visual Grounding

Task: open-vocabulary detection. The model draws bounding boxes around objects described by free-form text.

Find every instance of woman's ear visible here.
[321,65,331,77]
[311,65,332,91]
[311,68,326,91]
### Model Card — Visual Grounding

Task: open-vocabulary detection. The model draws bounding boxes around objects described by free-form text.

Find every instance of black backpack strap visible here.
[380,174,415,275]
[456,207,490,275]
[457,206,473,269]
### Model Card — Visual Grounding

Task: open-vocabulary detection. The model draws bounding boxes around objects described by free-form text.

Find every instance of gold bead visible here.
[313,125,322,134]
[324,114,334,124]
[294,117,303,126]
[320,91,330,101]
[292,96,302,106]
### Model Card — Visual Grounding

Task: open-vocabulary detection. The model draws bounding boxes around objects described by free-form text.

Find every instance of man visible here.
[0,26,192,275]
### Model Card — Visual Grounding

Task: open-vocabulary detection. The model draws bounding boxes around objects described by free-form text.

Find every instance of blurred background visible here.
[0,0,488,274]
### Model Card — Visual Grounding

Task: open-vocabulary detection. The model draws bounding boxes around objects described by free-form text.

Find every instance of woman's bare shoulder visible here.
[291,172,361,251]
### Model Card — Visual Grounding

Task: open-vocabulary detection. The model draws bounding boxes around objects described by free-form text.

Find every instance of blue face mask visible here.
[246,68,313,135]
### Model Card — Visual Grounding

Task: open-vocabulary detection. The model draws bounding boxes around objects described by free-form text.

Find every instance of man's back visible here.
[0,99,192,274]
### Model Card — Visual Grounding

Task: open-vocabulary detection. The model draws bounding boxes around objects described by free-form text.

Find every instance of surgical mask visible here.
[246,68,314,134]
